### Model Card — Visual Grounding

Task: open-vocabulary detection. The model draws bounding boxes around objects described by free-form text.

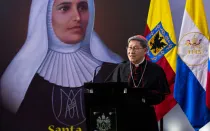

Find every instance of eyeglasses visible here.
[126,46,144,51]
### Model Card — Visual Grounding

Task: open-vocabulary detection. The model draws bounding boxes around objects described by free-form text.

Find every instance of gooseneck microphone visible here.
[92,64,103,83]
[104,60,127,82]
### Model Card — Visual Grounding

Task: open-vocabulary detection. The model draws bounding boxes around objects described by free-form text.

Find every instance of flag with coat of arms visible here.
[174,0,210,130]
[144,0,177,121]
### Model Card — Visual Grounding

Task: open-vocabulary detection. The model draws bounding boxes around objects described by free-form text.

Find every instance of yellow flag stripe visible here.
[186,0,209,39]
[147,0,177,72]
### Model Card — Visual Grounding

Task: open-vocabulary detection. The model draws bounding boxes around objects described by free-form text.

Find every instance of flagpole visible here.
[160,118,163,131]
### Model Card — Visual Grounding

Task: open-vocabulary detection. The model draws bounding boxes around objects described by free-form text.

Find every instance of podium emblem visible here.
[96,113,111,131]
[89,108,117,131]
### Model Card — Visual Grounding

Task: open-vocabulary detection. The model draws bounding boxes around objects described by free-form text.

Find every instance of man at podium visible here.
[108,35,170,131]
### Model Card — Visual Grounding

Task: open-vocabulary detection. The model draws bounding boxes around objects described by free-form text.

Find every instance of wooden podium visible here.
[83,82,157,131]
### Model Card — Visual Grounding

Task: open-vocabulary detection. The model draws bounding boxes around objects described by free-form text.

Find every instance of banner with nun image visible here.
[0,0,123,130]
[0,0,149,131]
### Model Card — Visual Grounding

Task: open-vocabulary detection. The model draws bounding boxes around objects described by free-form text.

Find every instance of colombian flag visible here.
[144,0,177,120]
[174,0,210,130]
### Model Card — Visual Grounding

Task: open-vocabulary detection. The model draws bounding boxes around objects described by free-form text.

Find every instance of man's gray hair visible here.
[128,35,148,48]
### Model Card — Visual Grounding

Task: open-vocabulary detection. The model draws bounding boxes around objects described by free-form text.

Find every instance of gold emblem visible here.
[178,32,209,67]
[185,34,202,49]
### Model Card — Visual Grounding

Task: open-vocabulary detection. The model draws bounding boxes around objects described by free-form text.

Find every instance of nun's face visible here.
[52,0,89,44]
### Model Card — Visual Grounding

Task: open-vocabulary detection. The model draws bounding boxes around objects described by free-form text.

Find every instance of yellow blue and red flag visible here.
[144,0,177,120]
[174,0,210,130]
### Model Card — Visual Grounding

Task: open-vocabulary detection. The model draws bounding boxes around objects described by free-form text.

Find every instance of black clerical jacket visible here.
[108,59,170,131]
[109,59,170,104]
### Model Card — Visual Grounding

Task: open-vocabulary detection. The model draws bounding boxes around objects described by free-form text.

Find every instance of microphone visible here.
[104,60,127,82]
[84,64,102,94]
[92,64,103,83]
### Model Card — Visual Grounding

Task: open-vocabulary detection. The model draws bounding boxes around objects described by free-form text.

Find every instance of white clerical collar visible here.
[134,57,145,67]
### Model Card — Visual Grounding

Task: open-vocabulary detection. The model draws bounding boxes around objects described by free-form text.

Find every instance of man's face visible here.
[127,40,147,64]
[52,0,89,44]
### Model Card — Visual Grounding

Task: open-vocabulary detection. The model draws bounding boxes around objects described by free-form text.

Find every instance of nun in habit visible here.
[0,0,122,130]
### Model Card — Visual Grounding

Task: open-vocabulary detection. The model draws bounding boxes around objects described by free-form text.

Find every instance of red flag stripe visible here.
[144,24,177,121]
[155,56,177,120]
